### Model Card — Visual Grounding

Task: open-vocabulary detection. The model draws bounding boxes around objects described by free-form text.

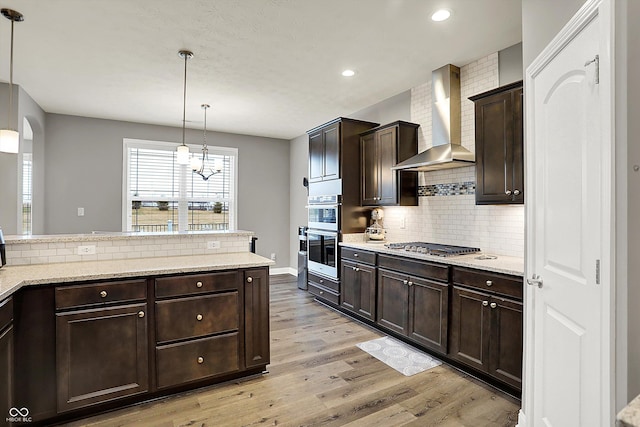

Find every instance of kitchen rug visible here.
[356,336,442,376]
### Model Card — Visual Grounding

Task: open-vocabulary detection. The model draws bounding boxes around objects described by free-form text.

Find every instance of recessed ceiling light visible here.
[342,69,355,77]
[431,9,451,22]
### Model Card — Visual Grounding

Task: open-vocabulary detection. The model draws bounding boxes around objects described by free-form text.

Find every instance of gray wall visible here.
[349,90,411,124]
[44,114,291,268]
[499,43,523,85]
[289,134,308,269]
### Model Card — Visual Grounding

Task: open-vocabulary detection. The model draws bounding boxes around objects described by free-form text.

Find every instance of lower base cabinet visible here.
[1,297,13,425]
[56,302,149,412]
[244,268,270,368]
[340,259,376,321]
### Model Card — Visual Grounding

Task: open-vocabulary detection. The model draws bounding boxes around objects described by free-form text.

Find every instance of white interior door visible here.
[524,1,612,426]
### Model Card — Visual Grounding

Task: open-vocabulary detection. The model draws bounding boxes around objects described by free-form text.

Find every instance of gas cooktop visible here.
[384,242,481,257]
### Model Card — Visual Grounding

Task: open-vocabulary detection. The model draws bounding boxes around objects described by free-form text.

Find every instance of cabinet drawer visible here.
[308,283,339,305]
[378,254,449,282]
[452,267,523,300]
[156,332,239,389]
[155,271,239,298]
[55,279,147,309]
[0,297,12,331]
[156,292,239,343]
[341,248,376,265]
[308,272,340,292]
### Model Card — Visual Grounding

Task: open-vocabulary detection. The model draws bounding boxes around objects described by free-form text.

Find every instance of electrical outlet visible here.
[270,253,276,261]
[400,216,406,229]
[77,207,85,217]
[207,241,221,250]
[77,245,96,255]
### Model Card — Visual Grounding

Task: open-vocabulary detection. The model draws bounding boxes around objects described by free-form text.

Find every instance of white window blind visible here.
[123,139,237,232]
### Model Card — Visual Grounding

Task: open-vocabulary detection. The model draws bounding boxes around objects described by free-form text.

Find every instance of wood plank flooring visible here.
[62,275,520,427]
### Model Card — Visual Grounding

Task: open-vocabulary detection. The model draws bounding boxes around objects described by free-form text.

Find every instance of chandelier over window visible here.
[191,104,222,181]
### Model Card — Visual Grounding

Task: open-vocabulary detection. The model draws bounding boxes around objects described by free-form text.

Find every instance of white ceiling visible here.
[0,0,521,140]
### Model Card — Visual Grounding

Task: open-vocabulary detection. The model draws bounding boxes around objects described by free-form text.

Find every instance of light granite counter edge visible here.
[0,252,274,301]
[340,242,524,277]
[617,394,640,427]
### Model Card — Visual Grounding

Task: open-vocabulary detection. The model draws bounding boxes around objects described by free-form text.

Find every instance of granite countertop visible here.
[340,242,524,276]
[618,395,640,426]
[0,252,274,301]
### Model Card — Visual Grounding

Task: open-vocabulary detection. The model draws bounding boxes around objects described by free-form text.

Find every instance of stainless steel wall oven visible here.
[306,228,338,279]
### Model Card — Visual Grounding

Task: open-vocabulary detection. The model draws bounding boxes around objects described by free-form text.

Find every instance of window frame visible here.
[122,138,238,232]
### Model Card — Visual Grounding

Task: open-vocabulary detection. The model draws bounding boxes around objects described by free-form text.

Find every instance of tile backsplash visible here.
[378,52,525,258]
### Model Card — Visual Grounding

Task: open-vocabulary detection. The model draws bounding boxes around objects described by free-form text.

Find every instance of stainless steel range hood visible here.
[392,64,475,172]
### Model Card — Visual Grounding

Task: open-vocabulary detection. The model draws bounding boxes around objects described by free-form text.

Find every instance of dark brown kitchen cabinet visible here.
[340,254,376,321]
[361,121,419,206]
[0,297,13,425]
[449,267,523,390]
[56,302,149,412]
[470,81,523,205]
[376,264,449,355]
[308,118,379,185]
[244,268,270,369]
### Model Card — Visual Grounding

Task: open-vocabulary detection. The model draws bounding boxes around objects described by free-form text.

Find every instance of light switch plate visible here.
[77,245,96,255]
[207,241,221,250]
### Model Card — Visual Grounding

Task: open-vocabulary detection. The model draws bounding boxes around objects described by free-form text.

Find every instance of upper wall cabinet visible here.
[360,121,419,206]
[307,118,378,184]
[469,81,524,205]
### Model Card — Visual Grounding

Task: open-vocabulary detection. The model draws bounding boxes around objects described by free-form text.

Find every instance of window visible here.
[123,139,237,232]
[22,153,32,235]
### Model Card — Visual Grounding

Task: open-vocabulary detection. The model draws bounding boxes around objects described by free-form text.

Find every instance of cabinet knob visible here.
[490,302,497,309]
[100,290,107,298]
[353,253,358,257]
[482,301,489,306]
[197,356,204,364]
[408,281,413,287]
[352,266,357,271]
[196,314,203,321]
[138,311,145,318]
[319,290,324,295]
[486,280,493,287]
[196,281,203,288]
[505,190,512,196]
[246,277,253,283]
[513,189,521,196]
[355,267,360,272]
[403,280,408,285]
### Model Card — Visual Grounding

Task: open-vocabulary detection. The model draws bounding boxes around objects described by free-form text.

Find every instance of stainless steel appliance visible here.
[307,195,340,231]
[297,226,308,290]
[385,242,480,257]
[0,227,6,268]
[306,229,339,279]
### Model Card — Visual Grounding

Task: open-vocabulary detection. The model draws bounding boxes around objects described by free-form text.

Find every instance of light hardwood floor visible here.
[63,275,520,427]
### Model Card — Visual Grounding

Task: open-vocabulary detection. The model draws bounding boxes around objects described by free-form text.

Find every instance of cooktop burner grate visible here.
[385,242,481,257]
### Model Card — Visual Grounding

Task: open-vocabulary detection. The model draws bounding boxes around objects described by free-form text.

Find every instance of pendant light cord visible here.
[8,18,14,130]
[181,52,187,146]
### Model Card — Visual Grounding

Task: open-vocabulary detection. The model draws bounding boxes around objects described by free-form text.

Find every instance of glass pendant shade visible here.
[0,129,19,153]
[190,156,202,171]
[176,144,190,165]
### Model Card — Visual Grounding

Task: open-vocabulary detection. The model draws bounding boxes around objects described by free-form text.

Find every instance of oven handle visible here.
[305,204,341,208]
[306,229,338,237]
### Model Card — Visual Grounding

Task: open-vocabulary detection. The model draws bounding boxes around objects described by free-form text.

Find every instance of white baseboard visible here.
[516,409,526,427]
[269,267,297,276]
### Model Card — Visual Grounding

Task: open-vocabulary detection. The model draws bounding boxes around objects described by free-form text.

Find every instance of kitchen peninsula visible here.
[0,231,272,426]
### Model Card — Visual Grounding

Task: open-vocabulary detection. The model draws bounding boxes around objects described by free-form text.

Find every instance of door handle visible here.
[527,274,543,288]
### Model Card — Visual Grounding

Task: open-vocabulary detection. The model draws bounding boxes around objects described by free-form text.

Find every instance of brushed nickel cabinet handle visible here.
[196,281,203,288]
[100,290,107,298]
[246,277,253,283]
[403,280,408,285]
[408,281,413,287]
[197,356,204,364]
[196,314,203,321]
[486,280,493,287]
[482,301,489,306]
[354,253,359,257]
[490,303,497,309]
[319,290,324,295]
[319,279,324,283]
[138,311,145,318]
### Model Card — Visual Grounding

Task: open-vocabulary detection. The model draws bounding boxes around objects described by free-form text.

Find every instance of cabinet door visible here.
[376,269,408,335]
[361,133,378,205]
[340,260,358,312]
[0,325,12,424]
[489,296,523,389]
[449,287,490,372]
[322,123,340,181]
[408,277,448,354]
[244,268,270,369]
[377,126,398,205]
[356,264,376,321]
[308,130,324,182]
[56,303,149,412]
[474,91,514,204]
[511,87,524,203]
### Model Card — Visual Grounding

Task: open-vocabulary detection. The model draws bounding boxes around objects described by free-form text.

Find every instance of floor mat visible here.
[356,336,442,376]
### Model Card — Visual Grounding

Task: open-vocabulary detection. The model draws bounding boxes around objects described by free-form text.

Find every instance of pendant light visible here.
[176,50,193,165]
[191,103,222,181]
[0,9,24,154]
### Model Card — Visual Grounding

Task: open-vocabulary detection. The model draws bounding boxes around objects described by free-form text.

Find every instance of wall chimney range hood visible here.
[392,64,475,172]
